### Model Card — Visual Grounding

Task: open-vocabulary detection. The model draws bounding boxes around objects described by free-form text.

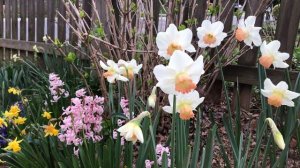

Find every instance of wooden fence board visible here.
[0,0,3,61]
[47,0,56,39]
[11,0,18,57]
[275,0,300,64]
[36,0,45,42]
[57,0,66,42]
[221,65,299,87]
[19,0,28,57]
[5,0,11,59]
[28,0,35,42]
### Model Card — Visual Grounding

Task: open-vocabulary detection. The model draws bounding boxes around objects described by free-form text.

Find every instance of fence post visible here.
[205,0,234,104]
[235,0,264,112]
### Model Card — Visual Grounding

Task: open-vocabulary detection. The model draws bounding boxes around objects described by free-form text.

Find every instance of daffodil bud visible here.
[265,118,285,150]
[148,86,157,108]
[33,45,39,53]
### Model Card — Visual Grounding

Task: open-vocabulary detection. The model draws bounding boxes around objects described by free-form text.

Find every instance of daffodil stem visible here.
[171,95,176,168]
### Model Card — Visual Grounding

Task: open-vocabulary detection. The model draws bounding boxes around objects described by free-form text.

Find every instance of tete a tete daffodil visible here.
[235,16,262,48]
[261,78,300,107]
[100,60,129,83]
[197,20,227,48]
[118,59,142,80]
[156,24,196,60]
[3,138,23,153]
[265,118,285,150]
[117,111,150,144]
[153,50,204,95]
[259,40,289,69]
[163,91,204,120]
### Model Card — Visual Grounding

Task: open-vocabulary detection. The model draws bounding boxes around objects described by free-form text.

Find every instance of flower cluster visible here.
[120,97,132,118]
[58,89,104,146]
[155,25,206,120]
[8,87,21,95]
[49,73,69,102]
[100,59,142,83]
[145,144,171,168]
[3,105,27,126]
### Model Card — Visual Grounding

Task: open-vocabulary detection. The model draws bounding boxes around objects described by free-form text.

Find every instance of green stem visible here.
[171,95,176,168]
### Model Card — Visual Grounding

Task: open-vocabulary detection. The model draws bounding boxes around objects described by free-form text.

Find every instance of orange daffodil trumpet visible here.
[117,111,150,144]
[156,24,195,60]
[259,40,289,69]
[261,78,300,107]
[265,118,285,150]
[163,91,204,120]
[153,50,204,95]
[235,16,262,48]
[197,20,227,48]
[118,59,142,80]
[100,60,129,83]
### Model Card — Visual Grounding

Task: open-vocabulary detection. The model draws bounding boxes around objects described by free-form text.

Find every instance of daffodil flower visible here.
[197,20,227,48]
[100,60,129,83]
[261,78,300,107]
[163,91,204,120]
[259,40,289,69]
[117,111,150,144]
[4,138,23,153]
[118,59,142,80]
[265,118,285,150]
[153,50,204,94]
[156,24,195,60]
[148,86,157,108]
[42,111,52,119]
[0,117,7,127]
[235,16,262,48]
[44,123,59,137]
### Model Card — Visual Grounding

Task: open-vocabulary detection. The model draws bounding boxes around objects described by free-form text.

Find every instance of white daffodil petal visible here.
[168,51,194,71]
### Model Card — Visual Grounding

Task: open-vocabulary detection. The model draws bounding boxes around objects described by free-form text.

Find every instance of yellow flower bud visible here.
[148,86,157,108]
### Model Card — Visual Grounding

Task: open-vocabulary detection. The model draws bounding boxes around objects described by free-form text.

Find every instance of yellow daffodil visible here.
[8,87,21,95]
[20,129,26,136]
[44,123,59,137]
[259,40,289,69]
[4,138,23,153]
[197,20,227,48]
[265,118,285,150]
[4,105,21,120]
[0,118,7,127]
[163,91,204,120]
[235,16,262,48]
[156,24,195,60]
[153,50,204,94]
[261,78,300,107]
[42,111,52,120]
[13,117,27,125]
[117,111,150,144]
[118,59,142,80]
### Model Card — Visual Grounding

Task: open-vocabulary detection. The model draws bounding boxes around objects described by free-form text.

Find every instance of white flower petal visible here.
[135,127,144,143]
[153,65,176,81]
[282,99,295,107]
[100,61,109,70]
[284,90,300,100]
[163,106,173,113]
[268,40,281,51]
[245,16,256,27]
[168,51,194,71]
[276,81,288,90]
[264,78,276,90]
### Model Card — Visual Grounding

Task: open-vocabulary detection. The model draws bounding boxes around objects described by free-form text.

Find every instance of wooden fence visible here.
[0,0,299,110]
